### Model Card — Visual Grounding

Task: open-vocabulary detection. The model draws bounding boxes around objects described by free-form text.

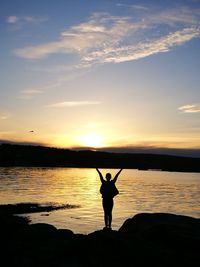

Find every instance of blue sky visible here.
[0,0,200,153]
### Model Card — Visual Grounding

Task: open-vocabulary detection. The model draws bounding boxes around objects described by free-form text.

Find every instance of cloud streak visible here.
[178,104,200,113]
[116,3,149,11]
[18,89,43,99]
[7,16,19,24]
[14,13,135,59]
[7,15,48,29]
[83,27,200,63]
[0,111,11,120]
[46,101,102,108]
[14,7,200,67]
[0,115,9,120]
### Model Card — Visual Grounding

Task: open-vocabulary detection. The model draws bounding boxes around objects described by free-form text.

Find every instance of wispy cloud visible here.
[116,3,149,11]
[14,7,200,67]
[7,15,48,29]
[46,101,102,108]
[0,111,10,120]
[84,27,200,63]
[178,104,200,113]
[14,13,134,59]
[0,132,15,137]
[7,16,19,24]
[18,89,43,99]
[0,115,9,120]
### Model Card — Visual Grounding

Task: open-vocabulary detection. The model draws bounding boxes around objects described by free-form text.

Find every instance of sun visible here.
[78,133,104,148]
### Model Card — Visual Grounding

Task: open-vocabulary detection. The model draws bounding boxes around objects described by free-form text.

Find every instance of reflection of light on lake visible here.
[0,167,200,234]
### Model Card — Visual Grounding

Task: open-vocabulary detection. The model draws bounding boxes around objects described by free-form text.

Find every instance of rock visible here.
[119,213,200,259]
[57,228,74,238]
[1,211,200,267]
[119,213,200,239]
[29,223,57,235]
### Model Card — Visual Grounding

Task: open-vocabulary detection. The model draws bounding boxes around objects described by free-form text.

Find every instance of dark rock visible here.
[119,213,200,266]
[1,212,200,267]
[119,213,200,241]
[0,202,79,215]
[27,223,58,239]
[57,228,74,238]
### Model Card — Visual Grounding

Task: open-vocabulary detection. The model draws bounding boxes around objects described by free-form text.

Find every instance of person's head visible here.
[106,173,112,181]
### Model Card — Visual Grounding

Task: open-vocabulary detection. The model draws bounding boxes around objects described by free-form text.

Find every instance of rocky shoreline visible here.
[1,204,199,267]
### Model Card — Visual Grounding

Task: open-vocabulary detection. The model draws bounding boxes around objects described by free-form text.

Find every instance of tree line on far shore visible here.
[0,144,200,173]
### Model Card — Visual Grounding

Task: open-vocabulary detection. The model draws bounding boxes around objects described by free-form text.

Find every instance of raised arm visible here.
[96,168,104,183]
[112,169,123,183]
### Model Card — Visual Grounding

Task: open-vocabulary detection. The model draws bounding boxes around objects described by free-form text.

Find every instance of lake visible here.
[0,167,199,234]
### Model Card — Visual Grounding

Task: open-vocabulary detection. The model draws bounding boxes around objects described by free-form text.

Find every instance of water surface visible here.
[0,167,199,234]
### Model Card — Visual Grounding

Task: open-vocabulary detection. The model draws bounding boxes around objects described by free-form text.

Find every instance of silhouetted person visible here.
[96,168,123,230]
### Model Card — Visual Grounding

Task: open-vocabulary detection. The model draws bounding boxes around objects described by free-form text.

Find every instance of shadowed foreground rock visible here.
[0,202,79,214]
[0,212,199,267]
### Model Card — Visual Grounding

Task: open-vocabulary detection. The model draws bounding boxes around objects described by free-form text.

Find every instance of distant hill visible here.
[0,144,200,172]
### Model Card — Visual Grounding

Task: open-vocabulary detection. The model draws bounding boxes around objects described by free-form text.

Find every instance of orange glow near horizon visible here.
[77,133,104,148]
[1,130,200,150]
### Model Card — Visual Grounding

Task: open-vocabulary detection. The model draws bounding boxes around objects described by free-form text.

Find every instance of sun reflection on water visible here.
[0,167,200,234]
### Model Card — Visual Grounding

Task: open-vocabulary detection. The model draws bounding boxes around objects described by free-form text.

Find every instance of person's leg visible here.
[103,198,114,229]
[108,212,112,228]
[108,199,114,229]
[103,199,109,228]
[104,212,109,228]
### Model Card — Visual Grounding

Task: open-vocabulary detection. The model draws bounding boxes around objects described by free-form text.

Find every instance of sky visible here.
[0,0,200,154]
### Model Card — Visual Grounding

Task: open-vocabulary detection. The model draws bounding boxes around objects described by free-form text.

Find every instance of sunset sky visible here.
[0,0,200,151]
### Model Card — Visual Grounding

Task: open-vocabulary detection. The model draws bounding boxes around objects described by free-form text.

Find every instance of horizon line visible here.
[1,140,200,158]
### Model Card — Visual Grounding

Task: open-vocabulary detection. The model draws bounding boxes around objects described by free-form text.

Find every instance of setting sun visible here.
[78,133,104,148]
